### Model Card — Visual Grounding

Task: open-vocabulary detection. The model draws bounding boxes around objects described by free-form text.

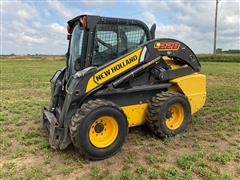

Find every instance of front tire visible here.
[69,99,128,160]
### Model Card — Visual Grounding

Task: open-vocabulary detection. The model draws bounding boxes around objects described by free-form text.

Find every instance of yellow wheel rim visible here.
[165,103,184,130]
[89,116,119,148]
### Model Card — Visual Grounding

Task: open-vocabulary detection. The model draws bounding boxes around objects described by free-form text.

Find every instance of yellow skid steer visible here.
[42,15,206,160]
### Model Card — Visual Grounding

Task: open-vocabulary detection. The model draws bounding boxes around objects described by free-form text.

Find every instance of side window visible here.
[92,24,147,66]
[92,24,118,66]
[119,25,147,52]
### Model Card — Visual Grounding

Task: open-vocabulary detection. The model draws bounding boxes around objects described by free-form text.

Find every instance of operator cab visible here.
[66,15,153,77]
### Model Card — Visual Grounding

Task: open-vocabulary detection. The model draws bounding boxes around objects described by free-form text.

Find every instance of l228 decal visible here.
[154,42,180,51]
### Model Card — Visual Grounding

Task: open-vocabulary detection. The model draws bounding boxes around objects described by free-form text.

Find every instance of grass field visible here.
[0,56,240,180]
[197,54,240,63]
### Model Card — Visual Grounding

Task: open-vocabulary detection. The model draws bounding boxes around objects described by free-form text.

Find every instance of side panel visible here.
[169,73,206,114]
[86,48,143,92]
[121,103,148,127]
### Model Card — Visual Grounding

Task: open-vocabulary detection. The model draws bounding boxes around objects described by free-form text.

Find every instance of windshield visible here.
[67,24,85,76]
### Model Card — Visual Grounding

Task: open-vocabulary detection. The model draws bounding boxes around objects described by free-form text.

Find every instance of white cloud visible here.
[46,0,92,19]
[46,0,78,19]
[3,1,38,20]
[6,32,47,45]
[142,11,157,25]
[11,20,37,34]
[49,23,65,34]
[224,15,239,25]
[2,0,69,54]
[17,9,31,19]
[138,0,240,53]
[83,0,116,6]
[21,33,47,44]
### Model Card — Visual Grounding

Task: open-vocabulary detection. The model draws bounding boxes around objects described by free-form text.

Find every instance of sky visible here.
[1,0,239,54]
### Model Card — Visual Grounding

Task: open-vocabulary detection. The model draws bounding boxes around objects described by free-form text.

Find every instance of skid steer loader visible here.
[42,15,206,160]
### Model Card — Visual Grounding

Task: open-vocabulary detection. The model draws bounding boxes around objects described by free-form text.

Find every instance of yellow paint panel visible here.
[89,116,118,148]
[121,103,148,127]
[86,48,142,92]
[169,73,207,114]
[162,56,187,70]
[86,76,96,93]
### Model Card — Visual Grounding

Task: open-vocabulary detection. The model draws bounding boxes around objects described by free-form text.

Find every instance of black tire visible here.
[69,99,128,160]
[146,91,191,137]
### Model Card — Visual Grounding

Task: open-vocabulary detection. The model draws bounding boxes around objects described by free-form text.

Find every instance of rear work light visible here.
[67,24,72,34]
[80,15,87,29]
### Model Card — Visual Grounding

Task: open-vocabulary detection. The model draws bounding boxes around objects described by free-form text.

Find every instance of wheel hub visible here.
[165,103,184,130]
[166,111,173,119]
[94,123,104,133]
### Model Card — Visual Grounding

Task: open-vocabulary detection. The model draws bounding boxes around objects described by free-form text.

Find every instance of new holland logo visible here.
[85,48,142,92]
[94,55,138,83]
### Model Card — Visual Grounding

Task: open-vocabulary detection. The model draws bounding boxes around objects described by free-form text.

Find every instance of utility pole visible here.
[213,0,219,54]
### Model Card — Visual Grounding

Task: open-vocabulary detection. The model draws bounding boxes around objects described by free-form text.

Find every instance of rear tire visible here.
[146,91,191,137]
[69,99,128,160]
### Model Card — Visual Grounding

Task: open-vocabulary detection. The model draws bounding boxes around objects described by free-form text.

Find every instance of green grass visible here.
[0,56,239,179]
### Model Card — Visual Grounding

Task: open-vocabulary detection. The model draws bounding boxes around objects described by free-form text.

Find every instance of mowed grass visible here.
[0,56,240,180]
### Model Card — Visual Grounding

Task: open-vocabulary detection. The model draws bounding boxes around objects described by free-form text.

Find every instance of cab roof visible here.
[67,14,150,35]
